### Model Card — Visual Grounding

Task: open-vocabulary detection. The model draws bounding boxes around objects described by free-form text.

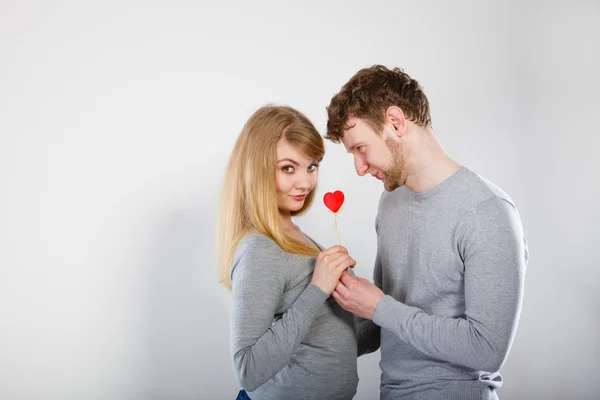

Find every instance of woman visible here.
[217,105,359,399]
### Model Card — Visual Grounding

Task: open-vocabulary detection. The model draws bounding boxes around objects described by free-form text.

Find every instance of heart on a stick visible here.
[323,190,345,213]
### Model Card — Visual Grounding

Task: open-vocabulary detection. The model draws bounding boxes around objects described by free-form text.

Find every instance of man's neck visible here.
[404,133,461,193]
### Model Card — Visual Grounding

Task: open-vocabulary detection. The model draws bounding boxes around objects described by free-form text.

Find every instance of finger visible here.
[326,245,346,253]
[335,281,350,297]
[347,257,356,268]
[340,270,357,285]
[332,289,344,305]
[333,258,355,277]
[327,252,350,269]
[337,245,349,254]
[318,245,347,258]
[321,252,344,265]
[340,270,353,280]
[333,256,355,272]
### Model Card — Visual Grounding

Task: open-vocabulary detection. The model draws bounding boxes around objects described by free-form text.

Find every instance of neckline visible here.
[407,166,469,202]
[301,231,323,252]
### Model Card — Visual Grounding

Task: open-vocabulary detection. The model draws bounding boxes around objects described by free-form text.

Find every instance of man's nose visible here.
[355,156,369,177]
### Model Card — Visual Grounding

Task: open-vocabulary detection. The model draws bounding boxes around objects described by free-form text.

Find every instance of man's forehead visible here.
[341,131,359,152]
[341,119,363,143]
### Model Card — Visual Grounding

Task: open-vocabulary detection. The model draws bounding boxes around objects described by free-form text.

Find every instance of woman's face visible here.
[275,138,319,214]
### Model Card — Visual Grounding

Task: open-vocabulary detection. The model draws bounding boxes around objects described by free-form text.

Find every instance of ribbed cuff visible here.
[383,385,492,400]
[414,387,489,400]
[372,294,415,332]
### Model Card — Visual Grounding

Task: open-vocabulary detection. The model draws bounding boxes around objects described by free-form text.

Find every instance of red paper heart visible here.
[323,190,345,213]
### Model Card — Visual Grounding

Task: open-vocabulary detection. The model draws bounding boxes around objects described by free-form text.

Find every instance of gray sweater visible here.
[230,234,358,399]
[359,167,528,400]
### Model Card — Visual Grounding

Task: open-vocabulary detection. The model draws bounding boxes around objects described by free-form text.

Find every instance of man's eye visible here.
[358,146,366,152]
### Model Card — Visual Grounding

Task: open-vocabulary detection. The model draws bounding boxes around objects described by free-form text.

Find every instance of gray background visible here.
[1,0,598,399]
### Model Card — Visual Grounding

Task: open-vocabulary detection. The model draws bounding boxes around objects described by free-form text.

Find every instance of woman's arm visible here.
[230,235,328,391]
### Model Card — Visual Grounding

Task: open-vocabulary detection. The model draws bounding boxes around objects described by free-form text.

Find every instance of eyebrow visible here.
[277,158,300,166]
[277,158,320,165]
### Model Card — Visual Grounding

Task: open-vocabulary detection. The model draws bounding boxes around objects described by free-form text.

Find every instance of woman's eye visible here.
[282,166,294,173]
[308,164,319,171]
[358,146,366,153]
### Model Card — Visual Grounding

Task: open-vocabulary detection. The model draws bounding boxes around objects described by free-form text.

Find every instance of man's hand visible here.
[332,270,385,320]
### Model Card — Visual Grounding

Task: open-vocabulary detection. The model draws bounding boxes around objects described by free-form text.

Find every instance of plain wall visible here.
[1,1,598,399]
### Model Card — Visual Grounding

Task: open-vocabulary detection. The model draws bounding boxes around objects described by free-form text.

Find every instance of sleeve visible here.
[371,197,528,371]
[230,236,329,391]
[356,208,383,356]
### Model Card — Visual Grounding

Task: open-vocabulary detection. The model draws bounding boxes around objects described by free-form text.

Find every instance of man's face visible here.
[341,117,405,192]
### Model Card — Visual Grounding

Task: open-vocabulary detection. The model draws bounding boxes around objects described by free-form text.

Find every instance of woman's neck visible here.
[279,209,296,233]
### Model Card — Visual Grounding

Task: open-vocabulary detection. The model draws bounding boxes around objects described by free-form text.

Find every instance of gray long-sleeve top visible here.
[230,234,358,399]
[360,166,528,400]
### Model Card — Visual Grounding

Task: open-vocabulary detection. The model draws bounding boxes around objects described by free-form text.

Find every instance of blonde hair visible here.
[217,105,325,289]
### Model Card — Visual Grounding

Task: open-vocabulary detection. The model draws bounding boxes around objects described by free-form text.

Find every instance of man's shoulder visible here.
[374,167,518,216]
[461,168,517,209]
[455,169,525,238]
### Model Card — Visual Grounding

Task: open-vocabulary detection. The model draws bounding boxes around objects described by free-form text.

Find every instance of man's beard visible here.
[382,138,405,192]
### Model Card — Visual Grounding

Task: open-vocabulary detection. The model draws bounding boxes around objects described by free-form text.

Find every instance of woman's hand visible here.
[311,245,356,295]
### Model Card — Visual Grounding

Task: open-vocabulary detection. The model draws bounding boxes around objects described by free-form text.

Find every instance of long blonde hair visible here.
[217,105,325,289]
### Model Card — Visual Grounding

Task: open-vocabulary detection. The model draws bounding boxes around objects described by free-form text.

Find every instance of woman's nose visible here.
[295,172,312,189]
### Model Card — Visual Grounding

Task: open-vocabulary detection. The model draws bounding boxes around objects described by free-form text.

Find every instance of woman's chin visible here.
[285,202,305,213]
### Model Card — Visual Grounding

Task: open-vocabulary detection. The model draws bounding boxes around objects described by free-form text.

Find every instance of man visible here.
[325,65,528,400]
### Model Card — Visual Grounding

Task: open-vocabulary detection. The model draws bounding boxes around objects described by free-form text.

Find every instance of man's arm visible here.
[372,197,528,371]
[356,246,382,356]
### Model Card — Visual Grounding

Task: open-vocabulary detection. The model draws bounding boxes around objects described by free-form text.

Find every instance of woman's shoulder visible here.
[233,232,290,264]
[237,232,280,252]
[231,232,290,281]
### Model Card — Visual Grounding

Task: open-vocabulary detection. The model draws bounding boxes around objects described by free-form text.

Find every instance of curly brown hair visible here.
[325,65,432,143]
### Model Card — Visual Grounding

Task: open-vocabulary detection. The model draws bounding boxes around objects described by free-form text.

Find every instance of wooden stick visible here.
[334,213,341,245]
